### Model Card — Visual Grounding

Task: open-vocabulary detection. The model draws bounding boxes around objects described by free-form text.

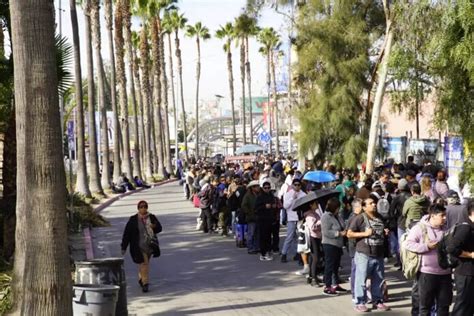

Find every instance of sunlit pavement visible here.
[91,182,412,315]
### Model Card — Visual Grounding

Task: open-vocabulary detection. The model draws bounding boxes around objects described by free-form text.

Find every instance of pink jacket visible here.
[405,215,451,275]
[305,210,322,239]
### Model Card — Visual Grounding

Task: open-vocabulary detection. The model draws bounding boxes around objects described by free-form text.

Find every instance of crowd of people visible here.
[179,155,473,314]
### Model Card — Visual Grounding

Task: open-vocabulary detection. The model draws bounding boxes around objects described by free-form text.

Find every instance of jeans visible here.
[322,244,342,288]
[350,257,356,301]
[271,222,280,252]
[258,220,273,256]
[418,272,452,316]
[281,221,298,255]
[354,251,385,305]
[201,207,213,233]
[388,230,399,259]
[247,222,259,251]
[452,274,474,316]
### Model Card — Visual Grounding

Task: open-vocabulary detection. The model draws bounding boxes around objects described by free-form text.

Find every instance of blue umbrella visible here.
[303,170,336,183]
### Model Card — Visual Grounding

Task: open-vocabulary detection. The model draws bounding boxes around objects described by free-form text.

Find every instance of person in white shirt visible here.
[280,178,307,263]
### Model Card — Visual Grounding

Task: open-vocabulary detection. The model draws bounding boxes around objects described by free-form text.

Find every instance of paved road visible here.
[91,182,412,315]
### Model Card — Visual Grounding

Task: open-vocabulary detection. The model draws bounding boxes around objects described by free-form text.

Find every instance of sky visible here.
[54,0,290,113]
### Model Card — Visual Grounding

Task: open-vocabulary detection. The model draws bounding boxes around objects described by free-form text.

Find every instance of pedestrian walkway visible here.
[91,182,413,315]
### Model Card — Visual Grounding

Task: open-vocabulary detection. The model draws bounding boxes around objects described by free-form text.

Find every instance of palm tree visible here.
[10,0,72,313]
[132,30,147,180]
[234,14,255,145]
[168,10,189,162]
[70,0,91,198]
[133,1,154,181]
[216,22,237,153]
[162,12,179,167]
[83,0,103,195]
[258,27,280,154]
[186,22,210,157]
[149,2,166,178]
[124,0,142,180]
[91,0,111,190]
[104,0,122,184]
[244,17,259,143]
[114,0,133,179]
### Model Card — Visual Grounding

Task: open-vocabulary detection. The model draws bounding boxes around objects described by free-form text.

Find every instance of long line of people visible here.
[183,156,473,314]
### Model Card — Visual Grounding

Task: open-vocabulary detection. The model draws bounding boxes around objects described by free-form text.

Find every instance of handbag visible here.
[147,234,161,258]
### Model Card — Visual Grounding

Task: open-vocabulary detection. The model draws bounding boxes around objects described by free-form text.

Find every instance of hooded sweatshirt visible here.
[402,195,431,228]
[405,215,451,275]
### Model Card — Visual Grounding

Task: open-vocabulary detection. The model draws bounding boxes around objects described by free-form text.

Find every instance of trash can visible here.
[73,284,120,316]
[75,258,128,316]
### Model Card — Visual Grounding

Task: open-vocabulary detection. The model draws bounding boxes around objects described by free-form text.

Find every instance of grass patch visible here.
[0,260,12,315]
[67,193,109,230]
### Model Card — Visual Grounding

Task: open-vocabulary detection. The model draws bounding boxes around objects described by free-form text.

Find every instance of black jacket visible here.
[255,192,278,223]
[121,213,162,264]
[447,220,474,276]
[390,191,411,230]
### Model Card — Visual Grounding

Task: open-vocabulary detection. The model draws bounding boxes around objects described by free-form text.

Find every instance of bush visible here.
[0,261,12,315]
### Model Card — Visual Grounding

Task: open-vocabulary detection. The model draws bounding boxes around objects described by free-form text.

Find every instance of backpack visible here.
[373,192,390,219]
[400,223,428,280]
[437,222,469,270]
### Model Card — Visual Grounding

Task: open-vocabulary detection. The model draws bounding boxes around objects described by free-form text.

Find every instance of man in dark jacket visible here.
[447,199,474,316]
[242,180,261,254]
[255,181,279,261]
[198,177,215,234]
[389,179,412,267]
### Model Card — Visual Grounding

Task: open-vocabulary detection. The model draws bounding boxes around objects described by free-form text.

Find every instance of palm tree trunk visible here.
[115,0,133,179]
[240,40,246,145]
[133,48,146,180]
[168,33,179,167]
[91,0,111,190]
[271,51,279,155]
[139,26,154,180]
[151,17,165,177]
[158,18,172,175]
[124,2,142,180]
[70,0,91,198]
[104,0,122,184]
[226,43,237,153]
[194,36,201,156]
[245,36,253,144]
[266,50,272,153]
[175,31,189,162]
[10,0,72,313]
[83,0,103,195]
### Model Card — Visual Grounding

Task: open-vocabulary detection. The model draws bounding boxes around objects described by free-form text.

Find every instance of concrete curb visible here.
[82,178,177,260]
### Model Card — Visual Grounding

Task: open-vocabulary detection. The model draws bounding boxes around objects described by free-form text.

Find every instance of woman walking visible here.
[321,197,348,296]
[121,200,162,292]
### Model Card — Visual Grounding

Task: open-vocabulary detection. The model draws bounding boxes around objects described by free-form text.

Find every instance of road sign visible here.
[258,131,271,143]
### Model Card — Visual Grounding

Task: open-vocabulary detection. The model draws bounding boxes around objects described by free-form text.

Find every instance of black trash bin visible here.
[75,258,128,316]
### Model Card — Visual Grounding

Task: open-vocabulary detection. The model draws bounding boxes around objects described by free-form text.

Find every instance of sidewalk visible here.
[88,182,413,315]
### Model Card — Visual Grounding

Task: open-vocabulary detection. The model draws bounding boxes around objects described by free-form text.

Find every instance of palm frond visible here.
[55,33,73,96]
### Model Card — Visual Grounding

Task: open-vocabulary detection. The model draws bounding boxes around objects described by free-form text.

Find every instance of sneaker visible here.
[373,302,390,311]
[295,267,310,275]
[264,255,274,261]
[354,305,369,313]
[334,285,348,293]
[280,254,287,263]
[260,255,266,261]
[142,284,149,293]
[322,287,339,296]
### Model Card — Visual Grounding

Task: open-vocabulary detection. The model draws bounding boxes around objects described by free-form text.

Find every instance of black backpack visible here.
[437,222,469,269]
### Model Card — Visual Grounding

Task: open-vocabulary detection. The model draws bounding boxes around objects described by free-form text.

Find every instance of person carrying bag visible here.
[121,200,162,293]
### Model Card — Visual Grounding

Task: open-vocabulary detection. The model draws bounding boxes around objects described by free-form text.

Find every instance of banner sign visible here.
[444,136,464,177]
[382,137,407,163]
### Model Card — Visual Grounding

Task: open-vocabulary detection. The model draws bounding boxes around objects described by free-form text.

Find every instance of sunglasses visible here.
[293,183,301,186]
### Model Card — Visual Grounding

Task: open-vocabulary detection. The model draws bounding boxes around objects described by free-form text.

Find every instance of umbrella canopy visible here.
[293,189,340,211]
[303,170,336,183]
[235,144,265,155]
